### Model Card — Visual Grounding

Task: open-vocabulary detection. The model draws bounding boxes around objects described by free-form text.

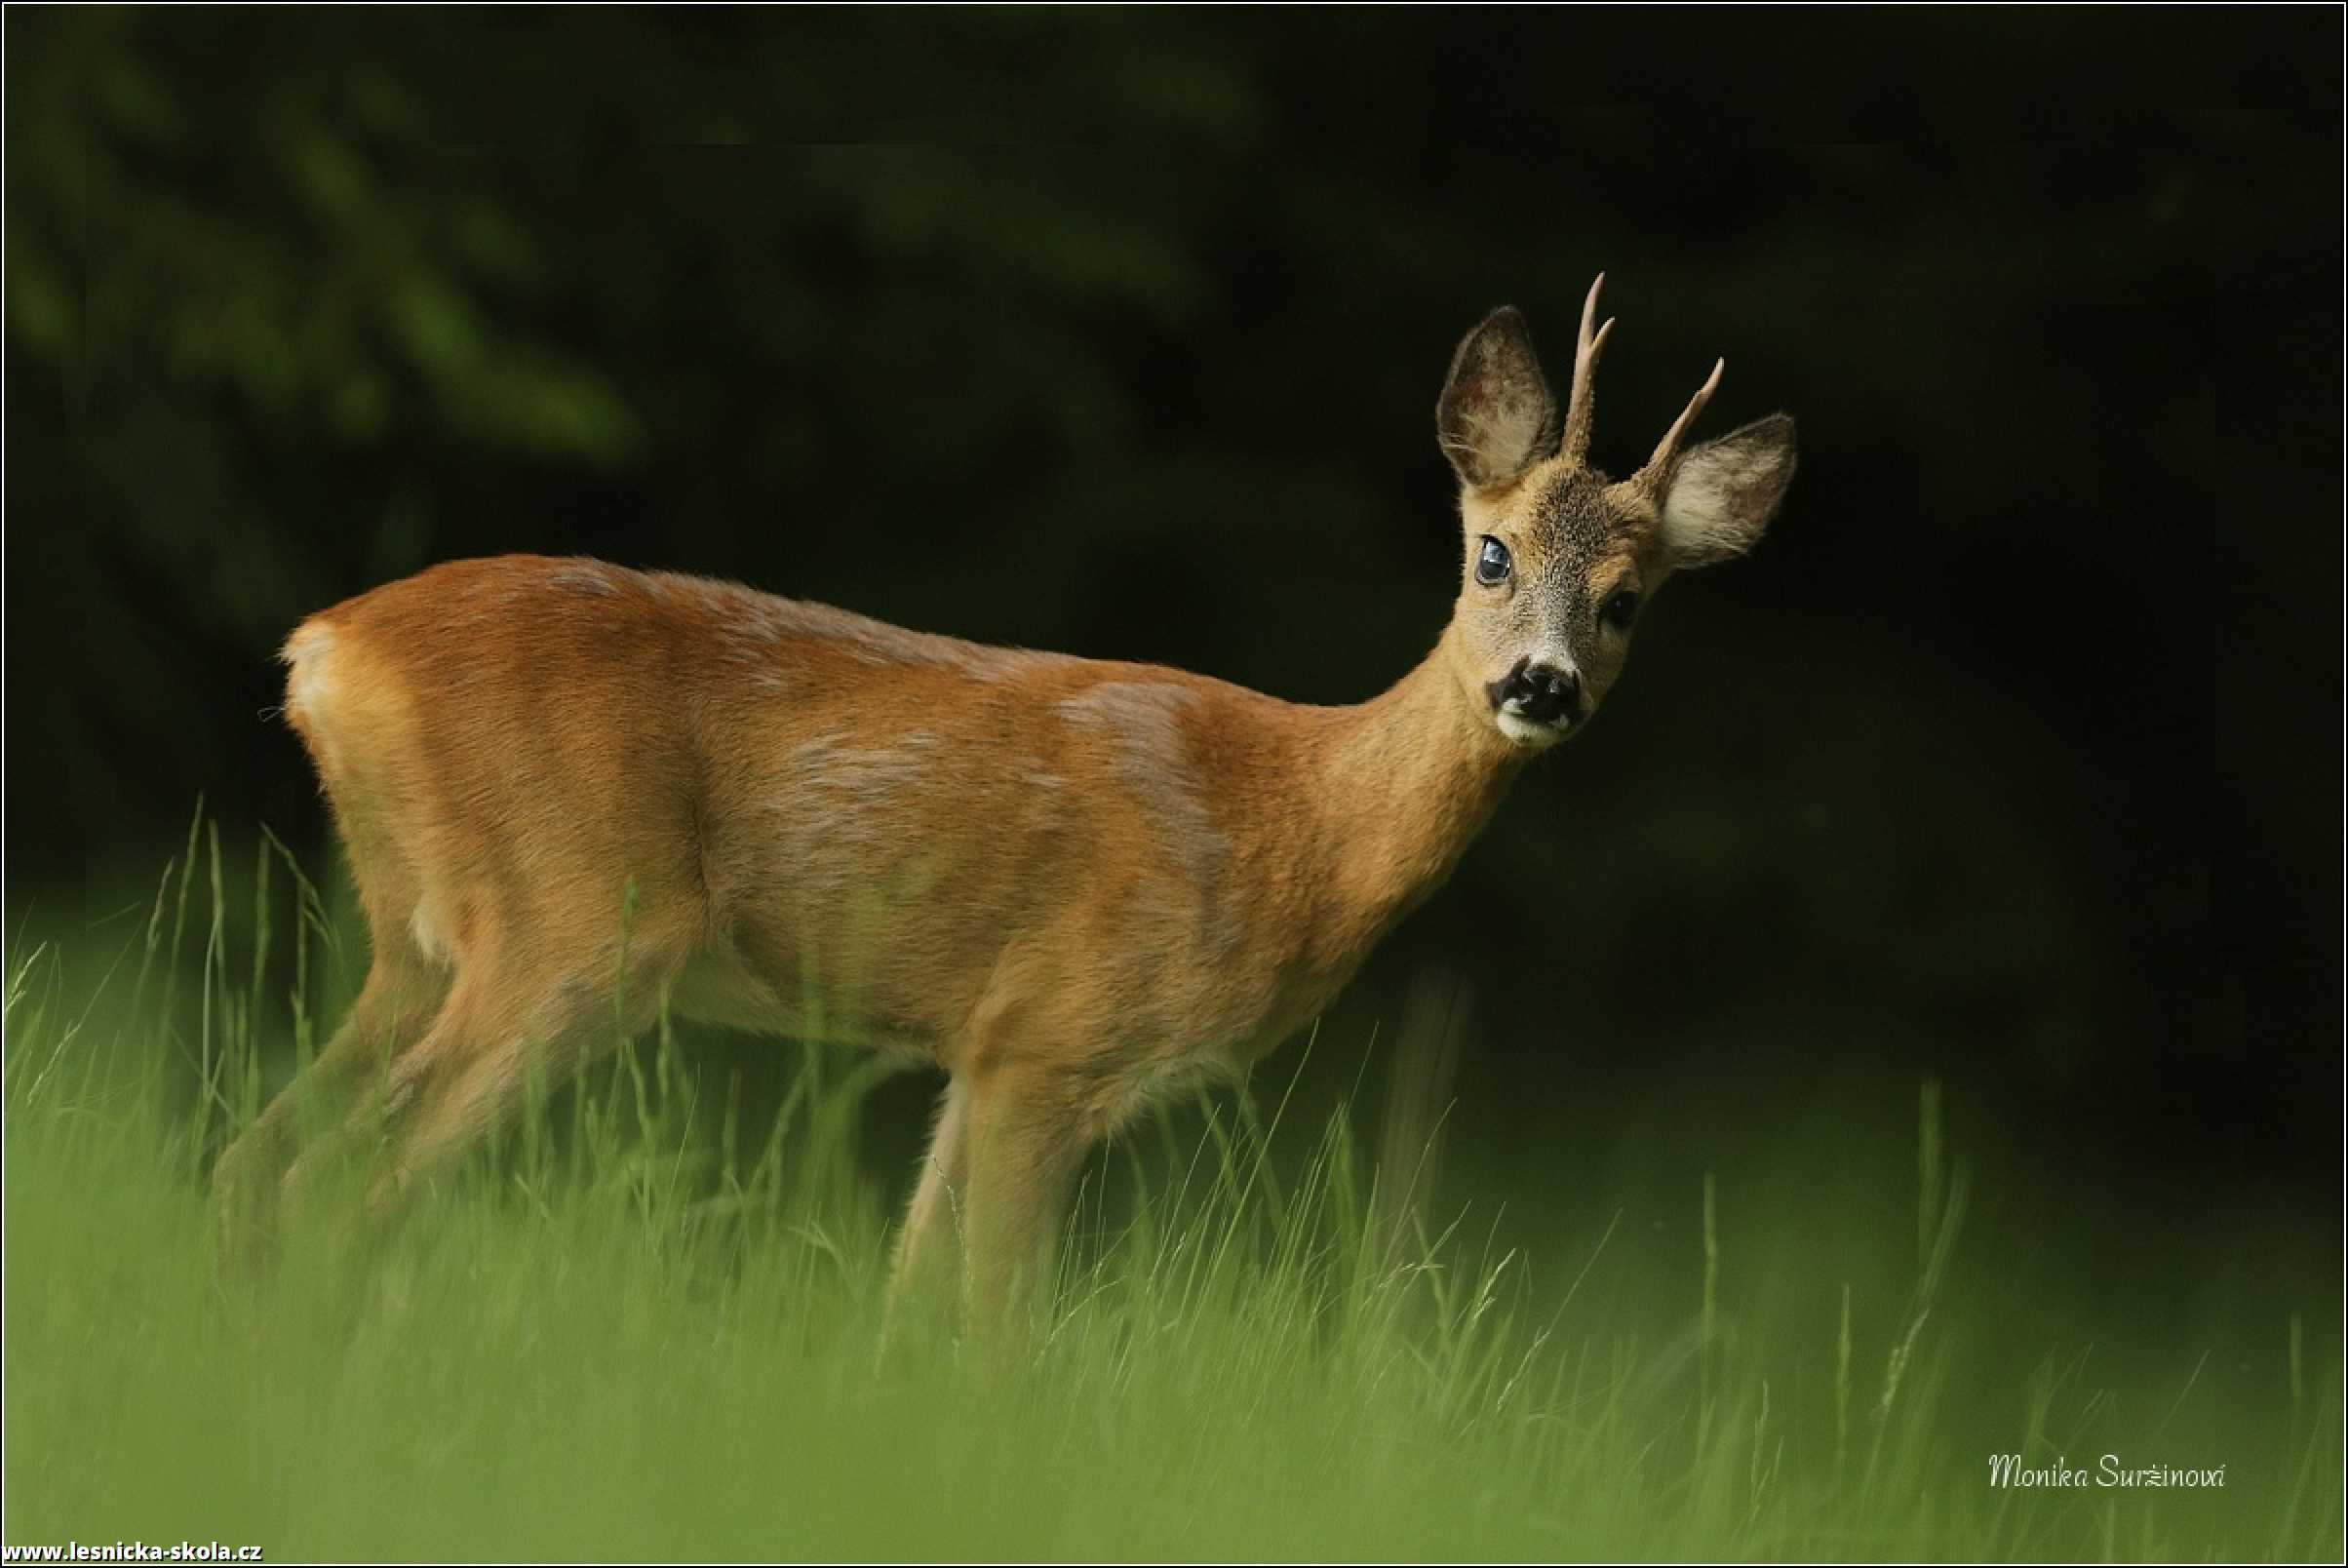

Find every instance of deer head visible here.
[1434,274,1798,750]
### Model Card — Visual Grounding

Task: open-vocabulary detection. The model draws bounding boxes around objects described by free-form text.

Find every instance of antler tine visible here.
[1560,273,1614,469]
[1635,356,1725,492]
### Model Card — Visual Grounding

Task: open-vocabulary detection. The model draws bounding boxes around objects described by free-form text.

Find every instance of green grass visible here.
[4,818,2340,1561]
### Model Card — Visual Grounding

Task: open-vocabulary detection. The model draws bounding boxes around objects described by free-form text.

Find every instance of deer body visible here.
[288,556,1515,1113]
[215,276,1795,1329]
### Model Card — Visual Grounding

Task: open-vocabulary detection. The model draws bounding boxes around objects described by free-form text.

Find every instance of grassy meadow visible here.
[4,816,2340,1561]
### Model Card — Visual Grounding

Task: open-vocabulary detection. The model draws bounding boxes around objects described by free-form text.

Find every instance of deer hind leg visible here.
[959,1061,1092,1338]
[367,943,686,1214]
[278,919,689,1219]
[211,887,448,1273]
[215,706,458,1263]
[880,1075,972,1348]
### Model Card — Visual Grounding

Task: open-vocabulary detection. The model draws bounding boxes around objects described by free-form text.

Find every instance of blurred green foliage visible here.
[4,859,2338,1559]
[4,12,2338,1216]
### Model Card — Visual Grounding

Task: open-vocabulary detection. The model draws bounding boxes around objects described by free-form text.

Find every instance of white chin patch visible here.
[1496,711,1567,750]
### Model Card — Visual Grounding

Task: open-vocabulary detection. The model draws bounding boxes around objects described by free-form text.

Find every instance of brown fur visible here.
[214,285,1795,1334]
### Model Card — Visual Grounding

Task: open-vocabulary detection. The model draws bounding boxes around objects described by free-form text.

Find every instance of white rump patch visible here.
[279,621,345,773]
[280,623,336,724]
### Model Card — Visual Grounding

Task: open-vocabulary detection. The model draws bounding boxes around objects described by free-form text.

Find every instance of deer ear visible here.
[1436,307,1560,490]
[1657,413,1796,567]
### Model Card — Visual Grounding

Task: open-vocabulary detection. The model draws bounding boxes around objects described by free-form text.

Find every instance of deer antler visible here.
[1563,274,1723,490]
[1629,356,1725,497]
[1559,273,1615,471]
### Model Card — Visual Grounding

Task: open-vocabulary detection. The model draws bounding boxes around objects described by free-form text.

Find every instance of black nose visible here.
[1493,657,1582,725]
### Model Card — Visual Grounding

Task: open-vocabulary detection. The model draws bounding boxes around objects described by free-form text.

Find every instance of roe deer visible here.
[212,275,1796,1332]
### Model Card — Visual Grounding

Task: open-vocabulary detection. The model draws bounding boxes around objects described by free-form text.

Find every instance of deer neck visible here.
[1311,620,1527,939]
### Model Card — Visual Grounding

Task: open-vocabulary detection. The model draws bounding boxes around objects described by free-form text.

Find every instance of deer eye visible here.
[1474,536,1512,587]
[1601,588,1641,629]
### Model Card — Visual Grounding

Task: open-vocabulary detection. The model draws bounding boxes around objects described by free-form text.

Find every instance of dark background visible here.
[6,13,2339,1235]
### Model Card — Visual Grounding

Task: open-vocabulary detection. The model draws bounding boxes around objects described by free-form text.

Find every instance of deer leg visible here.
[888,1075,972,1301]
[358,954,681,1213]
[880,1076,973,1354]
[959,1062,1090,1338]
[276,930,681,1218]
[211,951,447,1270]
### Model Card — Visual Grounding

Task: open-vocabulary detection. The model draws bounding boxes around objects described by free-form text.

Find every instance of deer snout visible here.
[1487,656,1583,726]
